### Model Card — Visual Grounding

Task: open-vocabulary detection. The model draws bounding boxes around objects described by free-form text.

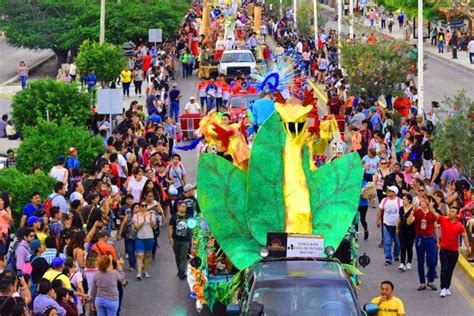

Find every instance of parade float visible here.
[185,58,366,313]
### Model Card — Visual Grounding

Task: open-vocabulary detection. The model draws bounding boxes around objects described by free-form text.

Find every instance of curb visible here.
[458,254,474,281]
[0,53,55,86]
[319,5,473,73]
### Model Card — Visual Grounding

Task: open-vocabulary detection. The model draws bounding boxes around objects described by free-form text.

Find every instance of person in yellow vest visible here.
[120,66,132,97]
[370,280,405,316]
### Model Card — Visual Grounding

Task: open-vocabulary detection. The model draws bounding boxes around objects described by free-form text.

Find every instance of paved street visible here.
[115,71,474,316]
[0,38,53,84]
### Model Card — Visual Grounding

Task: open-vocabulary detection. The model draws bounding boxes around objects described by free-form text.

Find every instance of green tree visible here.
[0,0,188,66]
[340,38,413,98]
[432,90,474,178]
[378,0,449,20]
[11,79,91,133]
[296,1,328,39]
[76,40,126,86]
[0,168,55,215]
[16,120,104,174]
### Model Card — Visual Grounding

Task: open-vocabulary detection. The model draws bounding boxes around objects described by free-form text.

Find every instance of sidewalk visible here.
[320,5,474,72]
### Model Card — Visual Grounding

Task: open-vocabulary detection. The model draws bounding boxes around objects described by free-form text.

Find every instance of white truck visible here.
[218,49,257,80]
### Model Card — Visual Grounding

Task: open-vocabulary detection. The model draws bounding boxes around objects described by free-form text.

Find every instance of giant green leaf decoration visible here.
[197,154,261,270]
[246,112,286,245]
[309,153,363,250]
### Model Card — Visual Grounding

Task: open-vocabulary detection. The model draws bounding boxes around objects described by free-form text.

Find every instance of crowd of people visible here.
[0,1,472,315]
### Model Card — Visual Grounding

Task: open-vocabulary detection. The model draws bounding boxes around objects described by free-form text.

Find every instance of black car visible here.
[227,258,365,316]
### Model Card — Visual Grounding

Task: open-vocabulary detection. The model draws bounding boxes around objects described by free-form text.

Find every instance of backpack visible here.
[381,197,402,209]
[5,240,28,272]
[43,194,59,217]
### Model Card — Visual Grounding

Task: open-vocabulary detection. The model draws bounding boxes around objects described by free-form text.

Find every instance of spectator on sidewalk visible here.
[438,29,446,53]
[468,37,474,64]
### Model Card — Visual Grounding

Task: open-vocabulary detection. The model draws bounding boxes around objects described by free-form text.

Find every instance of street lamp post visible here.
[280,0,283,19]
[313,0,318,42]
[99,0,106,44]
[417,0,424,114]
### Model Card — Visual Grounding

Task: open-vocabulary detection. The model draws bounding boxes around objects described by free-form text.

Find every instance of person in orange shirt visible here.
[91,230,117,259]
[215,76,226,108]
[367,33,377,43]
[197,78,209,111]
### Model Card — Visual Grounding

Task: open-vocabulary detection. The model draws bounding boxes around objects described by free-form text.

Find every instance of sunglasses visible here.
[419,189,425,192]
[380,162,387,165]
[141,204,147,207]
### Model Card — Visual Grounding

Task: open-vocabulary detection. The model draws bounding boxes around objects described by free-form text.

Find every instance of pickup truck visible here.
[218,50,257,80]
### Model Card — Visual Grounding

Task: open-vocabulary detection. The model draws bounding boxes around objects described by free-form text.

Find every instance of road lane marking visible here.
[452,274,474,309]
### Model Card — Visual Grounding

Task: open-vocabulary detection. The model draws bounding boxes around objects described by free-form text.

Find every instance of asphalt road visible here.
[0,38,53,84]
[115,71,474,316]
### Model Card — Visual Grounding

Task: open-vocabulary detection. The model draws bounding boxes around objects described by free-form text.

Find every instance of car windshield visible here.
[221,52,255,63]
[250,279,360,316]
[229,96,259,108]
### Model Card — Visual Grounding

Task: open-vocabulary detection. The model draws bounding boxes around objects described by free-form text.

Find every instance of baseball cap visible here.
[370,106,377,112]
[30,239,41,254]
[403,161,413,167]
[97,230,110,238]
[387,186,399,195]
[183,184,195,193]
[27,216,42,226]
[57,155,66,164]
[190,96,195,100]
[177,199,186,205]
[68,147,77,154]
[172,83,178,87]
[51,257,66,268]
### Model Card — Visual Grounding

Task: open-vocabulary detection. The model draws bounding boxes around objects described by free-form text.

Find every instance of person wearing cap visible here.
[27,215,42,234]
[174,183,200,217]
[91,230,117,260]
[184,96,202,114]
[50,156,69,187]
[29,239,49,285]
[66,147,80,183]
[169,200,192,279]
[42,257,72,290]
[369,105,382,132]
[20,191,42,228]
[407,196,439,291]
[169,82,182,123]
[377,186,402,266]
[401,160,419,186]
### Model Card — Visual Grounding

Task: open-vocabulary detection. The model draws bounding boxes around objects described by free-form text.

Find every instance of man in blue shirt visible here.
[86,69,97,91]
[20,192,43,227]
[147,107,162,124]
[369,106,381,131]
[252,92,275,130]
[66,147,80,180]
[169,83,182,123]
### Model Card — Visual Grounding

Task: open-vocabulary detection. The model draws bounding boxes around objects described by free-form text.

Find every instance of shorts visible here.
[135,238,154,254]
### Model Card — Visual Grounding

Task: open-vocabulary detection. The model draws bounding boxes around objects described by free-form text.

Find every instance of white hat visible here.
[403,161,413,167]
[387,186,399,195]
[190,96,195,100]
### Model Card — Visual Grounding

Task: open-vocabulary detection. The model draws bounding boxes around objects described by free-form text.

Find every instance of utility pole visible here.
[349,0,354,39]
[313,0,318,42]
[280,0,283,19]
[294,0,297,29]
[99,0,106,44]
[337,0,342,64]
[417,0,424,114]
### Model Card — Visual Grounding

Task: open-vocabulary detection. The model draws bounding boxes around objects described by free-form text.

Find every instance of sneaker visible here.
[143,271,151,278]
[446,288,451,296]
[125,254,129,259]
[440,288,446,297]
[417,284,426,291]
[136,273,142,281]
[384,261,392,266]
[394,257,400,262]
[364,231,369,240]
[398,263,406,271]
[406,262,412,270]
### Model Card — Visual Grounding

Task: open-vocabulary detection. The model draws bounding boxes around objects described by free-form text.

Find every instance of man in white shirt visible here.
[224,37,236,50]
[468,38,474,64]
[116,142,129,185]
[184,97,202,114]
[377,186,402,265]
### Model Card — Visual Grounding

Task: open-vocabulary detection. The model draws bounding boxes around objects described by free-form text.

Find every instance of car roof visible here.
[251,259,347,282]
[223,50,253,54]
